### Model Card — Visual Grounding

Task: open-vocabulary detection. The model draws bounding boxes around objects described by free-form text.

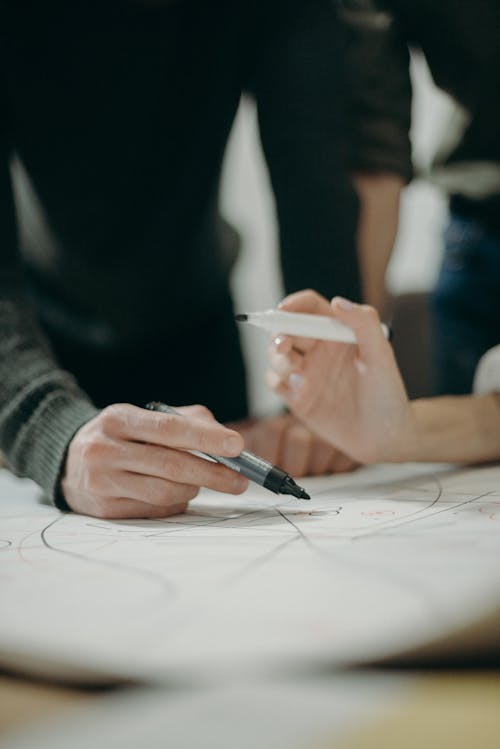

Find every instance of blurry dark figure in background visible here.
[0,0,362,516]
[341,0,500,394]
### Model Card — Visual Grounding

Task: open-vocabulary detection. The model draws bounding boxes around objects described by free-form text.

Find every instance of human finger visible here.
[271,335,294,355]
[98,404,244,456]
[278,289,332,316]
[92,470,200,507]
[277,290,334,354]
[327,451,358,474]
[277,421,313,477]
[241,415,289,465]
[176,404,216,423]
[330,297,391,366]
[307,438,341,476]
[269,346,303,381]
[109,448,249,496]
[266,369,289,396]
[89,497,189,520]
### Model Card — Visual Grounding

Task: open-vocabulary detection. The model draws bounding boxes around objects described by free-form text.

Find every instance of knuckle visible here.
[195,427,217,454]
[361,304,378,322]
[192,404,213,420]
[80,436,105,464]
[156,412,177,435]
[302,288,316,300]
[80,434,118,468]
[99,405,124,434]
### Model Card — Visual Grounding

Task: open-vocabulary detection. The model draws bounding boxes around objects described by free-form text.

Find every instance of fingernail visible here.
[288,372,305,397]
[224,434,242,454]
[336,297,354,310]
[274,336,284,347]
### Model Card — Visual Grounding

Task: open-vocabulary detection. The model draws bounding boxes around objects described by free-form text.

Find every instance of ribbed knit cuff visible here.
[13,394,99,508]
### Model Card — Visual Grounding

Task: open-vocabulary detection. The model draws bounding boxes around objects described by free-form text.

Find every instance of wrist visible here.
[379,404,422,463]
[404,394,500,464]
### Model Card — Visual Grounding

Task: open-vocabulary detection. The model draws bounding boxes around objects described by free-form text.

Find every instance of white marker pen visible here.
[235,309,390,344]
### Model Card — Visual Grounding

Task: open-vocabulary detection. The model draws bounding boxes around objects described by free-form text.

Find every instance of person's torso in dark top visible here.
[0,1,250,348]
[385,0,500,236]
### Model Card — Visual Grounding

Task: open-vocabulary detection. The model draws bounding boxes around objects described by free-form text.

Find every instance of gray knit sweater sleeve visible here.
[0,154,99,505]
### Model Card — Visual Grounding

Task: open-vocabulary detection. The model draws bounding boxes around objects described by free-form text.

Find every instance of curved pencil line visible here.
[276,481,452,616]
[224,535,301,586]
[308,476,445,539]
[40,516,176,598]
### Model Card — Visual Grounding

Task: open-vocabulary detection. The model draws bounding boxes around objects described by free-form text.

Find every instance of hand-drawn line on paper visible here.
[40,516,177,597]
[39,507,299,598]
[83,505,276,541]
[18,526,49,565]
[382,489,497,534]
[224,534,302,586]
[30,476,499,623]
[273,481,500,616]
[301,476,445,537]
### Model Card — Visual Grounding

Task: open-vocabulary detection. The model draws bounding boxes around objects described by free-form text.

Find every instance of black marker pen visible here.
[145,402,310,500]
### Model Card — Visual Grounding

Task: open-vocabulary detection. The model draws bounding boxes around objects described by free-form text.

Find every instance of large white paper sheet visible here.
[1,463,499,682]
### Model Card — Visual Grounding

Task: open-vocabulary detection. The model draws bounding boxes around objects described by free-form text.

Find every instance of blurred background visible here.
[221,52,456,415]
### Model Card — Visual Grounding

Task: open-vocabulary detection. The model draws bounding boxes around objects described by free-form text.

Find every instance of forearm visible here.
[0,291,99,500]
[353,172,403,312]
[404,394,500,464]
[0,160,97,500]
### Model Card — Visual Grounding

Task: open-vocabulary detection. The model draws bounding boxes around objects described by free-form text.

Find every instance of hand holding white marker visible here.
[260,290,416,467]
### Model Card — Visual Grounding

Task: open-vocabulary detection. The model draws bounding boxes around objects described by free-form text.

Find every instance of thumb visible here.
[331,297,390,365]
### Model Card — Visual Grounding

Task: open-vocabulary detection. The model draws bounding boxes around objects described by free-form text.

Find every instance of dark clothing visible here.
[387,0,500,238]
[341,1,413,181]
[432,214,500,394]
[342,0,500,236]
[49,291,248,420]
[341,0,500,394]
[0,0,360,500]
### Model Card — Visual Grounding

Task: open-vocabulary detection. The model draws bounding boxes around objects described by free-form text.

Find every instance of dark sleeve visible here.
[339,0,413,181]
[252,0,361,302]
[0,140,98,504]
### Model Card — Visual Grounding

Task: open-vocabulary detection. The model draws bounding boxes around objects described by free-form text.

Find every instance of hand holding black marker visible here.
[145,402,310,500]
